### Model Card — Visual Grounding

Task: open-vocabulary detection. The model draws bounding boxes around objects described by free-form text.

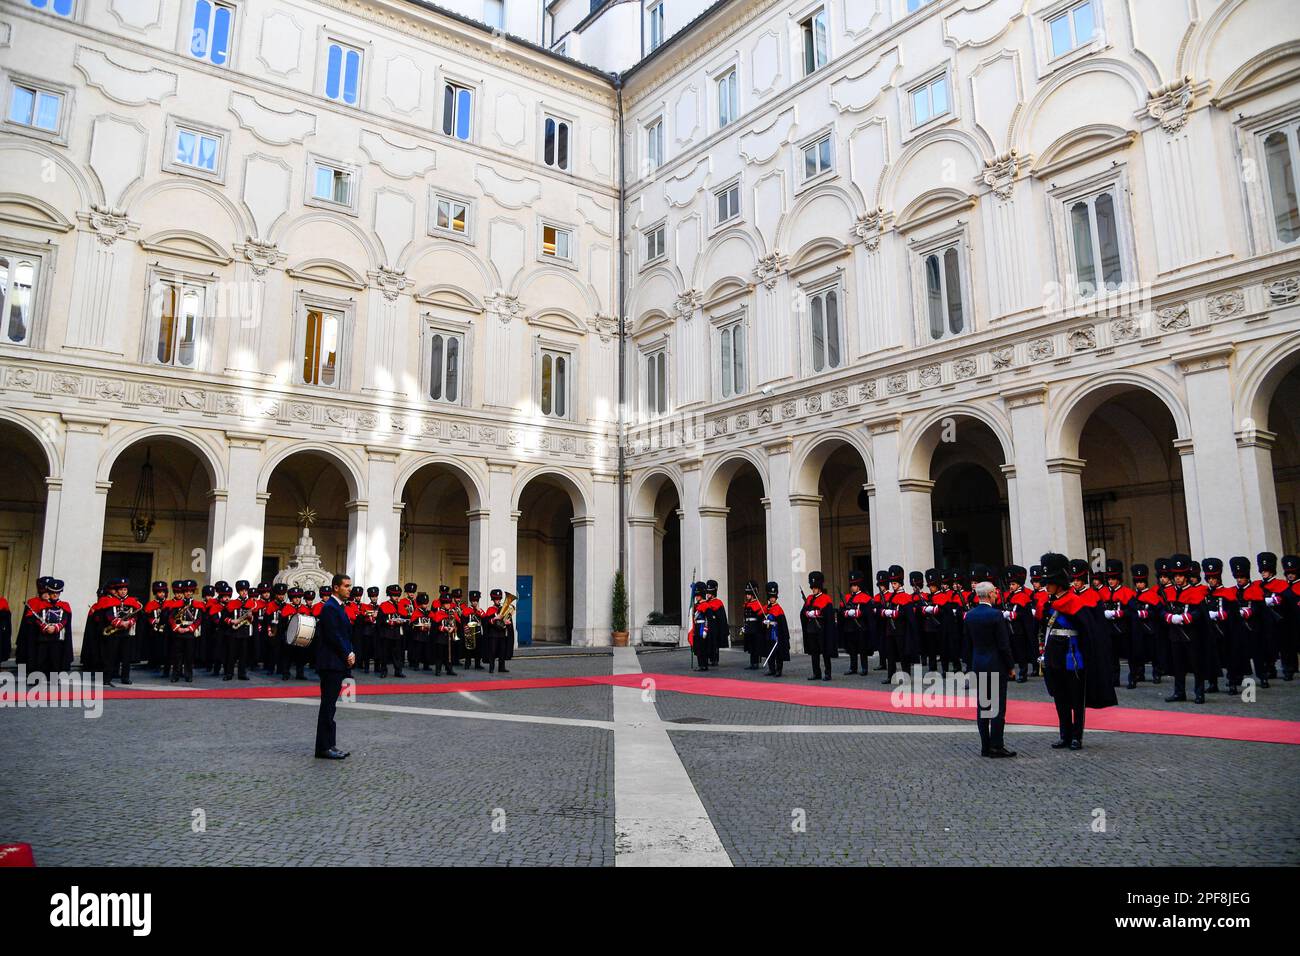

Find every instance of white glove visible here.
[1266,594,1280,606]
[1104,610,1116,620]
[1138,608,1149,620]
[1209,610,1223,622]
[1002,610,1012,621]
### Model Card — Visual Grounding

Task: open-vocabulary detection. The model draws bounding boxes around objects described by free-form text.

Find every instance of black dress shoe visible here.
[171,675,180,684]
[1017,677,1028,684]
[121,678,132,685]
[822,674,831,681]
[1068,740,1082,751]
[1126,681,1136,690]
[988,747,1017,758]
[282,673,290,681]
[1194,693,1205,704]
[1259,678,1270,689]
[1164,692,1185,702]
[222,675,232,682]
[980,748,990,757]
[314,748,348,760]
[1205,683,1220,694]
[1051,739,1070,749]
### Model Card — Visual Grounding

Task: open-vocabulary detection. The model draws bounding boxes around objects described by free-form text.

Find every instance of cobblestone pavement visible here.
[3,648,1298,866]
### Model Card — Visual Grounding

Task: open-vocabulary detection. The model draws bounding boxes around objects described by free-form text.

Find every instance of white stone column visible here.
[1045,458,1087,557]
[699,505,729,608]
[50,414,110,649]
[1002,465,1022,563]
[1237,428,1283,556]
[345,500,368,585]
[789,493,823,576]
[764,439,796,647]
[480,460,517,595]
[579,472,619,647]
[363,447,400,585]
[1178,347,1248,558]
[1175,439,1203,558]
[627,514,658,645]
[1005,386,1053,564]
[211,432,266,585]
[898,479,935,571]
[866,416,905,563]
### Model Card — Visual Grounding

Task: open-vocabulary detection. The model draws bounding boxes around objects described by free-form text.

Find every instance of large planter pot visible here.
[611,631,629,647]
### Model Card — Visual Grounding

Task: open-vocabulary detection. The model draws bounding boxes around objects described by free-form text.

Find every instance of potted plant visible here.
[611,570,629,646]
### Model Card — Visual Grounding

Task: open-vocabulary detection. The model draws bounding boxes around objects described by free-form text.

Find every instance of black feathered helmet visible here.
[1040,553,1070,589]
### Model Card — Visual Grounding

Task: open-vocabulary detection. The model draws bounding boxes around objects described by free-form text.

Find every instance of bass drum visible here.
[286,613,317,648]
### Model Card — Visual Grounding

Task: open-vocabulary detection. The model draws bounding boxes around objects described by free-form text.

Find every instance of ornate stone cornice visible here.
[674,289,703,321]
[852,208,891,251]
[1173,344,1234,374]
[485,290,524,324]
[371,266,412,301]
[81,205,136,245]
[240,238,284,276]
[1146,76,1196,133]
[980,151,1021,199]
[753,253,788,290]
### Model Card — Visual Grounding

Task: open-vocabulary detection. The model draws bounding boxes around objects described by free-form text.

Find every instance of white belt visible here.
[1047,628,1078,638]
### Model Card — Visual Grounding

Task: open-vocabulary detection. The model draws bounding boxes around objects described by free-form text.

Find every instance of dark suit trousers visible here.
[1048,667,1086,741]
[316,669,346,754]
[976,670,1008,751]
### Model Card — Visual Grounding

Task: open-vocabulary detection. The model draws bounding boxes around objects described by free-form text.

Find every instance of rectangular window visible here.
[27,0,75,17]
[427,329,463,404]
[483,0,504,31]
[442,82,474,141]
[923,245,966,341]
[543,115,571,171]
[323,41,362,106]
[644,349,668,417]
[1048,0,1097,59]
[802,134,833,181]
[190,0,234,66]
[174,126,221,172]
[539,349,570,418]
[717,68,738,128]
[644,225,665,263]
[152,280,204,369]
[7,82,62,132]
[906,0,936,12]
[542,223,573,261]
[647,118,664,170]
[807,286,842,373]
[648,3,664,51]
[312,161,353,206]
[716,183,741,224]
[432,194,470,236]
[801,9,828,76]
[910,73,950,127]
[1067,188,1124,295]
[1263,123,1300,245]
[0,251,39,346]
[302,307,341,387]
[718,321,746,399]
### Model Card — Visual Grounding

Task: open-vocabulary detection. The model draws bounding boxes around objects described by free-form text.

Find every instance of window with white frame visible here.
[921,243,967,341]
[538,348,570,418]
[802,134,833,181]
[27,0,74,17]
[806,284,842,373]
[442,82,474,141]
[910,72,950,127]
[190,1,235,66]
[718,319,746,399]
[541,222,573,261]
[0,249,40,346]
[323,40,362,106]
[906,0,937,12]
[543,114,571,171]
[1262,121,1300,245]
[426,326,463,404]
[310,159,354,208]
[301,305,342,387]
[717,68,738,129]
[1047,0,1097,59]
[149,277,205,369]
[648,3,664,52]
[1065,187,1125,295]
[171,123,222,174]
[801,8,828,76]
[483,0,504,31]
[715,182,741,225]
[6,79,62,134]
[646,118,664,170]
[644,224,665,264]
[643,347,668,417]
[431,193,471,238]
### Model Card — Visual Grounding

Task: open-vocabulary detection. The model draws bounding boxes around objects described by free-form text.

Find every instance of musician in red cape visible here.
[142,580,170,677]
[1216,556,1268,694]
[92,577,141,687]
[1258,552,1295,681]
[1039,553,1117,751]
[220,580,255,682]
[839,571,872,676]
[376,584,407,678]
[481,588,513,674]
[1161,553,1209,703]
[1098,559,1136,689]
[17,576,74,676]
[164,579,201,683]
[878,565,916,682]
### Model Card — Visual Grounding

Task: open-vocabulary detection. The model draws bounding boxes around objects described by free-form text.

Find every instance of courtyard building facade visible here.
[0,0,1296,648]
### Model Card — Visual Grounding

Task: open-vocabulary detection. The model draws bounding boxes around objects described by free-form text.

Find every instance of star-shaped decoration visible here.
[297,506,318,529]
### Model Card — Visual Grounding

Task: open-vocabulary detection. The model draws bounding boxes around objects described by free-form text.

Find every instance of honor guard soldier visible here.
[702,580,728,666]
[1002,565,1035,682]
[761,581,791,676]
[482,589,514,674]
[1162,554,1208,703]
[401,583,419,671]
[1039,554,1116,750]
[1190,561,1221,692]
[1130,565,1160,685]
[1257,552,1295,680]
[252,583,273,670]
[464,590,488,670]
[143,580,169,676]
[1218,556,1268,692]
[934,569,964,675]
[919,569,942,673]
[741,581,765,670]
[221,581,255,681]
[356,586,380,674]
[1027,565,1049,677]
[431,591,459,676]
[18,577,73,676]
[878,566,915,683]
[907,571,931,672]
[409,592,432,670]
[91,577,140,687]
[839,571,872,675]
[1097,560,1136,688]
[800,571,838,681]
[688,581,713,671]
[166,580,203,682]
[1152,558,1174,681]
[872,570,891,673]
[376,585,408,678]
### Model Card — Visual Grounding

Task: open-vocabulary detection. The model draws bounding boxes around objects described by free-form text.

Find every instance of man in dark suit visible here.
[315,573,356,760]
[966,580,1016,758]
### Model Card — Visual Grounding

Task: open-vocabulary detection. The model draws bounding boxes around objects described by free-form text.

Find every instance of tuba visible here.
[499,591,517,623]
[464,612,481,651]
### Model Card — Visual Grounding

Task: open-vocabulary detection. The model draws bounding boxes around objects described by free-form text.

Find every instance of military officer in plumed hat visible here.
[741,580,766,670]
[761,581,791,676]
[703,579,728,665]
[800,570,838,681]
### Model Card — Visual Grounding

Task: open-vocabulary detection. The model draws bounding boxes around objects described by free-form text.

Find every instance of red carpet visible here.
[18,672,1300,745]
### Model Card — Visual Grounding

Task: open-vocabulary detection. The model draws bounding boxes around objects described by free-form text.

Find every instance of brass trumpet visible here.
[500,591,517,623]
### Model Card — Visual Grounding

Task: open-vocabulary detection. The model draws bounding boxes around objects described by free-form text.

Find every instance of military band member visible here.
[92,577,140,687]
[1258,552,1294,681]
[1188,560,1221,692]
[1002,565,1035,683]
[934,569,963,675]
[401,582,419,670]
[253,583,274,671]
[800,571,838,681]
[839,571,872,675]
[762,581,791,676]
[221,580,255,681]
[355,586,380,674]
[166,580,203,683]
[431,593,459,676]
[919,568,942,673]
[1097,560,1135,688]
[142,580,169,676]
[1162,553,1208,703]
[1216,556,1268,693]
[279,587,312,681]
[464,590,489,671]
[376,585,407,678]
[1152,557,1174,682]
[17,577,73,676]
[482,589,514,674]
[873,570,890,673]
[263,583,287,676]
[741,580,765,670]
[878,565,915,683]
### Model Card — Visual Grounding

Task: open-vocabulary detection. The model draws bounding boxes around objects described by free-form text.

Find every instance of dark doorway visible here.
[99,551,154,599]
